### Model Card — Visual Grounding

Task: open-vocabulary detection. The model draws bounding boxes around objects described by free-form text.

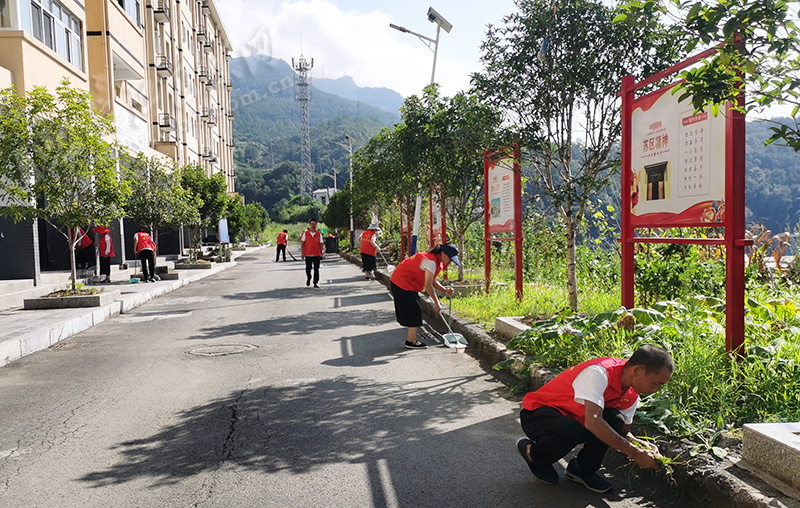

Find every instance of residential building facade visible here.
[0,0,235,281]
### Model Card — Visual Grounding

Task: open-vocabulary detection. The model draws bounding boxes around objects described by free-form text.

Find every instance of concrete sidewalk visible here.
[0,246,265,368]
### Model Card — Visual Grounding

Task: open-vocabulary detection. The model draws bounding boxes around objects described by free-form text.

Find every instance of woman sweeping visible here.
[390,244,460,349]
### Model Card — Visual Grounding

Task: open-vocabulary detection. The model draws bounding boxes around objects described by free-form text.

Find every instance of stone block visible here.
[743,422,800,491]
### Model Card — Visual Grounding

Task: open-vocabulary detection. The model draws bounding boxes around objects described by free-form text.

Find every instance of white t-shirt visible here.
[572,364,638,424]
[419,257,437,275]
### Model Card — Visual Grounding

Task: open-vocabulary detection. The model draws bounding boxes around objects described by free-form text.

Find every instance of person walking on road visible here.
[300,219,324,288]
[133,228,157,282]
[359,223,381,280]
[93,225,115,282]
[276,229,288,262]
[516,344,674,493]
[390,243,460,349]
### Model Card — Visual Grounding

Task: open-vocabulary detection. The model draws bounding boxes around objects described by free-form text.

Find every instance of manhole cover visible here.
[186,343,257,357]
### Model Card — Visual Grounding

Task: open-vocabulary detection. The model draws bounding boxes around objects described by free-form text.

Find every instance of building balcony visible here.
[158,113,176,131]
[196,24,207,41]
[202,147,218,162]
[229,140,236,148]
[205,77,216,90]
[201,109,217,125]
[202,39,214,53]
[225,79,233,90]
[155,56,173,77]
[198,66,211,83]
[201,3,211,15]
[227,109,235,120]
[153,1,171,23]
[225,52,232,61]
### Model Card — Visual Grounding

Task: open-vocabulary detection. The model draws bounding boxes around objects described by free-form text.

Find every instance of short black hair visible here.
[627,345,674,374]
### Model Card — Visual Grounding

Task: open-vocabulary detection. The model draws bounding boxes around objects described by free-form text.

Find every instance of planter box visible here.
[158,272,180,280]
[174,262,213,269]
[495,316,531,341]
[24,290,120,310]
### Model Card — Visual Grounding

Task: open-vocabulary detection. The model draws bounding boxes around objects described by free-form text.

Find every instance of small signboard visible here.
[486,156,516,234]
[630,84,728,227]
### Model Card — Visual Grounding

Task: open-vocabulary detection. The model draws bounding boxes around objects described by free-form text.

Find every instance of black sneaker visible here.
[404,341,428,349]
[565,458,612,493]
[314,284,319,288]
[306,278,311,287]
[516,438,558,484]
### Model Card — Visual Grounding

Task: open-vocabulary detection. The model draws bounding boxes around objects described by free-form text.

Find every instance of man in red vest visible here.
[516,345,673,493]
[133,228,157,282]
[276,229,288,262]
[300,219,325,287]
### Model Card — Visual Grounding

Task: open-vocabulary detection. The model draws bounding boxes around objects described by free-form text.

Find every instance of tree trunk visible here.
[69,228,78,292]
[565,215,579,312]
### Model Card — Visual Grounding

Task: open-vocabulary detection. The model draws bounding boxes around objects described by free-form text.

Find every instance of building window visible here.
[117,0,141,27]
[30,0,83,70]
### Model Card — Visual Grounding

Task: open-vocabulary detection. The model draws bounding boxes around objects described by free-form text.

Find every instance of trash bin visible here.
[325,236,339,254]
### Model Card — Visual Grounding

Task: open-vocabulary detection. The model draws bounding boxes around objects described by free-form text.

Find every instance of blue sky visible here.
[214,0,519,98]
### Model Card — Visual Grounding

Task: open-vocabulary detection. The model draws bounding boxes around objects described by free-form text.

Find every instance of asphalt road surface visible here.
[0,248,700,508]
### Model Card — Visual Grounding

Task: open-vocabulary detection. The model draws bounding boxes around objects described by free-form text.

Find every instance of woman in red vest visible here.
[92,225,115,282]
[133,228,157,282]
[389,243,460,349]
[516,345,673,493]
[359,223,381,280]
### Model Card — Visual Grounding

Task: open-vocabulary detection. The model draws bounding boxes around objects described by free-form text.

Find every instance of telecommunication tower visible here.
[292,54,314,198]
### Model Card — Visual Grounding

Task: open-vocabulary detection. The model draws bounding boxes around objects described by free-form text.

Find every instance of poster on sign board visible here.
[487,156,516,233]
[630,83,728,227]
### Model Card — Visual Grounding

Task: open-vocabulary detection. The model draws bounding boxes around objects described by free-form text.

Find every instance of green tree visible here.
[617,0,800,150]
[0,81,128,290]
[180,165,228,257]
[122,153,199,251]
[473,0,679,310]
[240,202,269,241]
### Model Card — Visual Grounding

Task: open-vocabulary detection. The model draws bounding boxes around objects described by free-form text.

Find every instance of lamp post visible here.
[333,135,355,249]
[390,7,452,255]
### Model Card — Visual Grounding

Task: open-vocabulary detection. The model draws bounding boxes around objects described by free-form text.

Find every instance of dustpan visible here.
[441,299,467,349]
[379,251,395,274]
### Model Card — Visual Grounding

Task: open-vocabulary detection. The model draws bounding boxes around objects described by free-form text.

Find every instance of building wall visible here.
[0,0,237,280]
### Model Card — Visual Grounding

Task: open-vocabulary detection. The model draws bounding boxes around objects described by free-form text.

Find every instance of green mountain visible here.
[229,56,400,217]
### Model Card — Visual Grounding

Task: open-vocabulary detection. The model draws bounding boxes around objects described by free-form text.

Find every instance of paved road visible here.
[0,249,699,508]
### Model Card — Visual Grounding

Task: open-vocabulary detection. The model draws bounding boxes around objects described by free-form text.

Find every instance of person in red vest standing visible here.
[389,243,460,349]
[276,229,288,262]
[133,228,157,282]
[300,219,324,287]
[359,223,381,280]
[92,225,115,282]
[73,227,94,269]
[516,345,673,493]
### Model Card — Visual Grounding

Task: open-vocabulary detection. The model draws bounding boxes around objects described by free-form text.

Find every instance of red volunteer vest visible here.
[98,233,115,258]
[390,252,442,292]
[302,230,323,257]
[521,358,638,424]
[360,230,377,256]
[134,232,155,254]
[277,232,288,245]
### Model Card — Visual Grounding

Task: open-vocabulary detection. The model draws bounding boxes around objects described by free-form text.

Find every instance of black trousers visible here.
[138,249,155,280]
[276,244,286,261]
[305,256,321,284]
[520,405,626,472]
[99,256,111,277]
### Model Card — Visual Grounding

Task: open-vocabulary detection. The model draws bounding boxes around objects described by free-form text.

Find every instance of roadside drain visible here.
[186,343,258,357]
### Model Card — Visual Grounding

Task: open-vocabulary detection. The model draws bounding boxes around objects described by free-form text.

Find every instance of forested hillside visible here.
[229,56,401,216]
[745,119,800,234]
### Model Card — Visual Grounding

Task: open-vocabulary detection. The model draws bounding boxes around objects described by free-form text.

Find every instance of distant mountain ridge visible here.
[313,75,404,114]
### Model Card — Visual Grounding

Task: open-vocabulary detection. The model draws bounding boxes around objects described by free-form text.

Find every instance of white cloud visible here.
[215,0,478,97]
